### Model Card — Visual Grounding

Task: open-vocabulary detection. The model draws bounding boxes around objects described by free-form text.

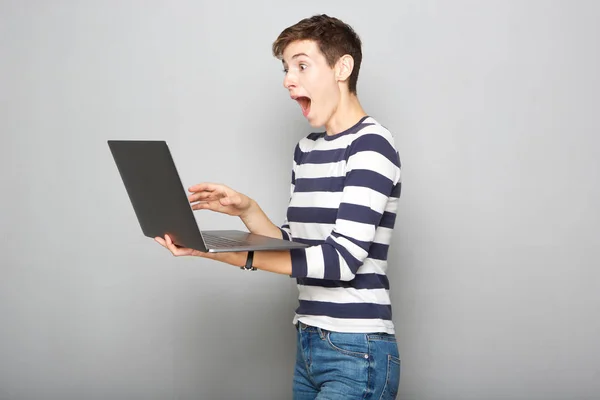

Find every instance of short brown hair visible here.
[272,14,363,94]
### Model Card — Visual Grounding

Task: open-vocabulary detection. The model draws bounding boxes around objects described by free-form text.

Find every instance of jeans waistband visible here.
[296,321,319,332]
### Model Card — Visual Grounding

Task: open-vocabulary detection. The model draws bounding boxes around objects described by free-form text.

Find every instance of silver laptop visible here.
[107,140,308,253]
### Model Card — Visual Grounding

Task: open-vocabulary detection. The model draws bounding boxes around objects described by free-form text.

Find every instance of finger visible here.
[166,235,198,257]
[165,234,181,255]
[188,183,209,192]
[191,202,213,211]
[188,182,218,193]
[188,190,218,201]
[155,237,167,247]
[193,197,237,213]
[164,234,173,248]
[190,199,225,211]
[189,192,226,205]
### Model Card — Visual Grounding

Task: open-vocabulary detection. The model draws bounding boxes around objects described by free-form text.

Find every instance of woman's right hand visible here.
[187,183,252,217]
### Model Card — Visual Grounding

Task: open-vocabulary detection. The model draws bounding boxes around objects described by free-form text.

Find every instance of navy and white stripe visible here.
[280,116,402,334]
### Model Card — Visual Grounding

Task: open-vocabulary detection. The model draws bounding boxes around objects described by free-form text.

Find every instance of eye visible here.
[282,67,288,74]
[300,64,307,71]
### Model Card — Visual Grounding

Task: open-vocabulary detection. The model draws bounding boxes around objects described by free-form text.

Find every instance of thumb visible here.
[221,193,242,207]
[227,193,243,207]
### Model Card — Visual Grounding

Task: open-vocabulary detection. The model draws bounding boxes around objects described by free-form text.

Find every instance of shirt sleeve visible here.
[289,132,401,281]
[280,144,299,241]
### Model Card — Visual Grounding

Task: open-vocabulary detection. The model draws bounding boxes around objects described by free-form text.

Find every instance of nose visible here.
[283,70,296,90]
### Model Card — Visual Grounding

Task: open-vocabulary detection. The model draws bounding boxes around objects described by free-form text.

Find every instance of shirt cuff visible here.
[289,248,307,278]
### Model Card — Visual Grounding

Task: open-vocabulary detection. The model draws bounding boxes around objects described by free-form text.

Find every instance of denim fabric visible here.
[293,322,400,399]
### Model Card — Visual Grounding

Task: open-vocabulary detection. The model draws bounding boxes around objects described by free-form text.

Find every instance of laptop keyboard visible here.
[203,234,248,248]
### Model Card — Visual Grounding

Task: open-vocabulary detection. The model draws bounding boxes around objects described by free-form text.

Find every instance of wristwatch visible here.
[241,251,257,271]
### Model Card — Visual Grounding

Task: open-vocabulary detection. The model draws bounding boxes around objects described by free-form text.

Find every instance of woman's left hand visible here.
[154,234,247,267]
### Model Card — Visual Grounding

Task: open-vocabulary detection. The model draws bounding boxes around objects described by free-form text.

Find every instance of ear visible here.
[335,54,354,83]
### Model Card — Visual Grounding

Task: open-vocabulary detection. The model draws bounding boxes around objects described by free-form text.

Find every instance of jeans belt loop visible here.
[317,327,327,340]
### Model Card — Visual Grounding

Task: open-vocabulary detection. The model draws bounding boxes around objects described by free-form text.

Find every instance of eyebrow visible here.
[291,52,310,59]
[282,52,311,65]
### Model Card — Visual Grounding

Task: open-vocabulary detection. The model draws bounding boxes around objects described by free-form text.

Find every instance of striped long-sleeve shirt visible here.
[280,116,402,334]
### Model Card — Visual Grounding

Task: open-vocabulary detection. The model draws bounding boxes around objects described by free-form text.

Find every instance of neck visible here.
[325,92,367,136]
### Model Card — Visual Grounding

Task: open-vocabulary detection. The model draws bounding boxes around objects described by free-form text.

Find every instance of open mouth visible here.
[295,96,311,117]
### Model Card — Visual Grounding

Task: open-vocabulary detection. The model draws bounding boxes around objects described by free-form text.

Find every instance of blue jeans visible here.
[293,322,400,399]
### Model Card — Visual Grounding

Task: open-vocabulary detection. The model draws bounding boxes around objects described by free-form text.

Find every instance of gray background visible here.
[1,0,599,399]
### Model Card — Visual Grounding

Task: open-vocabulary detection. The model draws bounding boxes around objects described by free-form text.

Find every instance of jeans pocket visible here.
[324,331,369,359]
[379,355,400,400]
